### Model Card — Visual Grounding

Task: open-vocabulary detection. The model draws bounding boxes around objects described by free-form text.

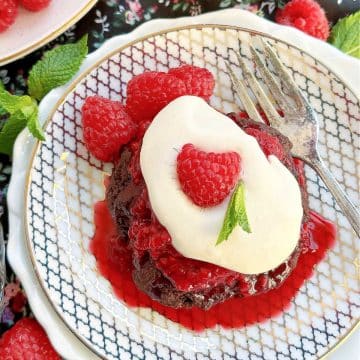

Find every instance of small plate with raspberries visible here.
[0,0,97,66]
[7,9,360,360]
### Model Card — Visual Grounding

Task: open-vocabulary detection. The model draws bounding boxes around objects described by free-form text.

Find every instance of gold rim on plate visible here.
[24,24,360,360]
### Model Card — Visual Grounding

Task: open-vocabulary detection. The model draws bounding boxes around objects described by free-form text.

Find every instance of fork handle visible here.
[310,156,359,237]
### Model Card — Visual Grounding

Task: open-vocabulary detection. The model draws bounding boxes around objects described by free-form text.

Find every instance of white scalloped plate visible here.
[8,9,359,360]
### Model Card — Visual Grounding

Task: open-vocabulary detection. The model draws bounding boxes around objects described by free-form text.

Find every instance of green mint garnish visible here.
[0,81,5,116]
[0,81,6,116]
[328,11,360,59]
[27,106,45,141]
[0,110,28,155]
[0,35,88,156]
[0,88,40,155]
[216,181,251,245]
[28,35,88,100]
[0,88,33,114]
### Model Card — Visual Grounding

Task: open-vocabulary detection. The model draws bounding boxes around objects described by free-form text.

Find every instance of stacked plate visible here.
[0,0,97,66]
[7,9,359,360]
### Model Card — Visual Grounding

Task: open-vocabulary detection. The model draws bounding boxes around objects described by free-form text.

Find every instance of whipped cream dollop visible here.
[140,96,303,274]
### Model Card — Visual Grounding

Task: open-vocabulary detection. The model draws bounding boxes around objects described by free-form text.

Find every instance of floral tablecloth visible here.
[0,0,357,340]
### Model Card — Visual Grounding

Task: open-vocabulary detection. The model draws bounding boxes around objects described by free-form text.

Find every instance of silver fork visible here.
[226,40,360,237]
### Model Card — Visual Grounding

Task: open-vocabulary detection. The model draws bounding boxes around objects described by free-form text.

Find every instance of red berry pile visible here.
[177,144,241,207]
[81,65,215,162]
[169,65,215,101]
[125,71,187,123]
[0,0,52,33]
[0,318,59,360]
[125,66,214,123]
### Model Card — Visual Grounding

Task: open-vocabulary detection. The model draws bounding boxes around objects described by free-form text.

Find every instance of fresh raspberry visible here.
[129,219,171,252]
[136,119,152,140]
[128,139,143,184]
[82,96,137,162]
[153,245,239,291]
[130,188,151,218]
[245,128,286,160]
[177,143,241,207]
[0,0,18,33]
[275,0,329,40]
[169,65,215,101]
[229,111,295,171]
[0,318,59,360]
[21,0,51,12]
[126,72,187,123]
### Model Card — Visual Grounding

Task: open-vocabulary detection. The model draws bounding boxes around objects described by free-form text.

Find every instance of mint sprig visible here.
[0,35,88,156]
[328,11,360,59]
[0,89,41,155]
[0,85,44,155]
[0,110,28,155]
[0,89,33,114]
[27,106,45,141]
[28,35,88,100]
[216,181,251,245]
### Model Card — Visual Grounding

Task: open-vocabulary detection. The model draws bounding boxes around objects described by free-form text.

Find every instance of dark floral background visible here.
[0,0,357,337]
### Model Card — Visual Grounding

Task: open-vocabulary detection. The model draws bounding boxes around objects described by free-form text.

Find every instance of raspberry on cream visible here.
[140,96,303,275]
[177,143,241,207]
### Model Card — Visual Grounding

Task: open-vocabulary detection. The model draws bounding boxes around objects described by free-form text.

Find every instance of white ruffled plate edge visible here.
[7,9,360,360]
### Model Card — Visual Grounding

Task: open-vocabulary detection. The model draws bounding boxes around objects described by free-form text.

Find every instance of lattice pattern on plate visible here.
[26,26,359,360]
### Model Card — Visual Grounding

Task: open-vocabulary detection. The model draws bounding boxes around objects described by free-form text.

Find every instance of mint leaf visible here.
[0,86,44,155]
[27,106,45,141]
[0,87,33,115]
[216,189,238,244]
[328,11,360,59]
[0,110,28,155]
[28,35,88,100]
[216,181,251,245]
[0,82,6,117]
[235,181,251,233]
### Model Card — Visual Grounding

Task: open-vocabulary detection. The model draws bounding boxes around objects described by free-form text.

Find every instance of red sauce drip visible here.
[90,201,336,331]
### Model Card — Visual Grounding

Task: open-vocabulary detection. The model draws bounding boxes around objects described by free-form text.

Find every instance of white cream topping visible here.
[140,96,303,274]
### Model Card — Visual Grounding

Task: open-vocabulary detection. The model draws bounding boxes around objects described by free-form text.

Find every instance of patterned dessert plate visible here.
[14,14,360,360]
[0,0,97,66]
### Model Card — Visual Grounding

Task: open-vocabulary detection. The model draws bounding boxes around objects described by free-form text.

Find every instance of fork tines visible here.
[226,39,305,127]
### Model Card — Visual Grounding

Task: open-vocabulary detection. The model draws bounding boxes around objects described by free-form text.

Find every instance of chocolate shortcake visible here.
[106,96,310,310]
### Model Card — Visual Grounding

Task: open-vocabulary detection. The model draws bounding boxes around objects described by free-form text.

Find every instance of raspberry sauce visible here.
[90,200,336,331]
